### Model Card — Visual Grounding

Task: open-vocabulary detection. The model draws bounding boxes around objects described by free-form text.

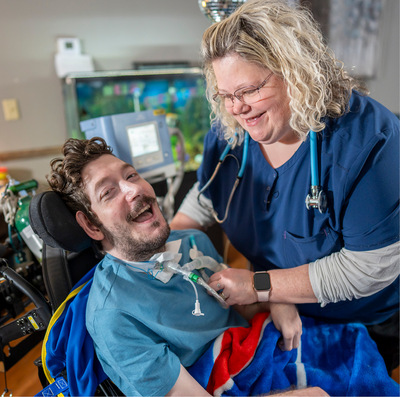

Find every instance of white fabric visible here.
[178,181,216,228]
[309,241,400,307]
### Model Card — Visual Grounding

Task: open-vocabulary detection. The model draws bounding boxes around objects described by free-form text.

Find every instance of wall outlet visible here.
[2,99,20,121]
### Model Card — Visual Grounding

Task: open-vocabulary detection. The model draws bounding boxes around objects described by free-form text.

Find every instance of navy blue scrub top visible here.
[197,92,399,325]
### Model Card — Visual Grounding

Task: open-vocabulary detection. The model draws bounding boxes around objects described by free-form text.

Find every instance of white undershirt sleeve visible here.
[309,240,400,307]
[177,181,216,229]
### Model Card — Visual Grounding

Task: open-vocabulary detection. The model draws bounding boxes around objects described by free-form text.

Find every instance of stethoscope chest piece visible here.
[306,186,327,214]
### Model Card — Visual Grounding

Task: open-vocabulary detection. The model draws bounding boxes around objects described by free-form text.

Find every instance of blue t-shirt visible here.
[86,229,247,396]
[198,92,399,324]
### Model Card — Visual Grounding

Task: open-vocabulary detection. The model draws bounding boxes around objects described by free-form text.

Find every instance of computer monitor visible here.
[81,110,176,183]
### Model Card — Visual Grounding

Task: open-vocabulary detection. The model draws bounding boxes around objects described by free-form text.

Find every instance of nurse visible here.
[171,0,399,373]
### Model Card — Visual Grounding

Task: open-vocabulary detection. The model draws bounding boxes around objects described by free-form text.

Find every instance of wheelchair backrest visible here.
[29,191,103,311]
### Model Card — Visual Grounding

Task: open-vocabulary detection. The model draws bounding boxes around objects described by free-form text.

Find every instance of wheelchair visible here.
[0,190,123,396]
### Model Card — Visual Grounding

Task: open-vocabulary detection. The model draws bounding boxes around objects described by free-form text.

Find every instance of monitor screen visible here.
[63,68,211,171]
[80,110,177,183]
[127,122,160,158]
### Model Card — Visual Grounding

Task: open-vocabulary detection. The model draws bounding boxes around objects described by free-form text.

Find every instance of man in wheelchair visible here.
[41,137,397,396]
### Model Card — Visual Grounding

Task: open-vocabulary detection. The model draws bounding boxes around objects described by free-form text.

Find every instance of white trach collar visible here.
[164,239,182,255]
[124,239,183,283]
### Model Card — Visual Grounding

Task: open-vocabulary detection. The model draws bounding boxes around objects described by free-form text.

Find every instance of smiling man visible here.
[48,137,244,396]
[75,153,170,262]
[47,137,249,396]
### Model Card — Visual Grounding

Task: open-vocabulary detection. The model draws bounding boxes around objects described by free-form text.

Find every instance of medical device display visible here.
[62,67,210,171]
[81,110,176,183]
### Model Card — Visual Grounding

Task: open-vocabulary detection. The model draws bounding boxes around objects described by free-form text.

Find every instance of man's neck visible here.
[107,244,167,263]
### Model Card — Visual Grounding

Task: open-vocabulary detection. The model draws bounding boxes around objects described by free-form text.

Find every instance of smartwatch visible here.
[253,271,271,302]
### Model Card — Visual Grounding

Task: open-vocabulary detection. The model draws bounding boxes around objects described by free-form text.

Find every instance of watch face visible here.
[253,272,271,291]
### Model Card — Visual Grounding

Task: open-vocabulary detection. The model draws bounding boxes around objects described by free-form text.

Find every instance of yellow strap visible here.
[41,281,89,385]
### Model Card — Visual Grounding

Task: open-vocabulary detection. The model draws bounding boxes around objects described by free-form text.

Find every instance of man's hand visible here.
[208,268,258,305]
[269,303,302,351]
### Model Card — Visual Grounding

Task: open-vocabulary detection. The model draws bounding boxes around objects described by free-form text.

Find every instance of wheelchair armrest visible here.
[0,259,51,345]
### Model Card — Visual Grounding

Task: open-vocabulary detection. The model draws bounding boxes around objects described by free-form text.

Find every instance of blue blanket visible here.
[41,267,108,396]
[41,274,399,396]
[189,312,399,396]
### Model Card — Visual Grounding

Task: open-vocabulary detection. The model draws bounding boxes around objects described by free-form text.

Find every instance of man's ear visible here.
[76,211,104,241]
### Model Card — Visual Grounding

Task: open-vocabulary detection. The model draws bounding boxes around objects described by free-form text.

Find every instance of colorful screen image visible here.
[65,69,211,171]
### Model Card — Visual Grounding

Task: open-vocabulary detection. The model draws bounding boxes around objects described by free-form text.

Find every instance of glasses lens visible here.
[213,94,235,107]
[240,88,261,105]
[214,74,270,107]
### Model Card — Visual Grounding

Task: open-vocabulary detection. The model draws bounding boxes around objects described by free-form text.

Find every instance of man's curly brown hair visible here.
[47,137,113,226]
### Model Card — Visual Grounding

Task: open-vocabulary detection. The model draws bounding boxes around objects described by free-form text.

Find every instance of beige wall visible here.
[0,0,398,188]
[0,0,210,186]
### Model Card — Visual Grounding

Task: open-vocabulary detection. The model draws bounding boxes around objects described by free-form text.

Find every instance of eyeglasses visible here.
[212,72,273,108]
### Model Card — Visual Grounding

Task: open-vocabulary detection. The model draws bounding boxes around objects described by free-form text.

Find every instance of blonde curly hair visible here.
[201,0,368,145]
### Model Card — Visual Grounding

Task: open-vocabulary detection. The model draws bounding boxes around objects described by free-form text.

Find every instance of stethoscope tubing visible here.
[238,132,249,178]
[199,129,327,222]
[309,130,319,186]
[198,132,249,223]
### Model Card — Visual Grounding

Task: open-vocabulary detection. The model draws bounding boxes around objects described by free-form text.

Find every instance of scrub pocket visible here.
[282,227,342,268]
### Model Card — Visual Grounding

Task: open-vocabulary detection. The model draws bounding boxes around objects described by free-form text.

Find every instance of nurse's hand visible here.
[269,303,302,351]
[208,268,258,306]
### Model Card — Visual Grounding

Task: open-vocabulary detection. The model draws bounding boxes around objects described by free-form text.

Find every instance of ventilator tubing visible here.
[182,256,228,274]
[165,260,228,308]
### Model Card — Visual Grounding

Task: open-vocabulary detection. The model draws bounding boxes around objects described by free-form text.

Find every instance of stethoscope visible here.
[197,131,250,223]
[198,129,327,223]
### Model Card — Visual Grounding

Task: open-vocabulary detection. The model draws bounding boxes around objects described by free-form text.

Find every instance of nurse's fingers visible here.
[208,273,221,283]
[208,279,224,292]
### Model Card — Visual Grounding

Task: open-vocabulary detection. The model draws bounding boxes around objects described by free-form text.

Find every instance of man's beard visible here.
[99,196,170,261]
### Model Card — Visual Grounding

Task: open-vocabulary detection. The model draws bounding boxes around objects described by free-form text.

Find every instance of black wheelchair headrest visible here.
[29,191,92,252]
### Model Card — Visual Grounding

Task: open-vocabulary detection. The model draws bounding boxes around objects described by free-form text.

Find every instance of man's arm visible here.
[166,365,211,396]
[167,365,329,396]
[273,387,329,396]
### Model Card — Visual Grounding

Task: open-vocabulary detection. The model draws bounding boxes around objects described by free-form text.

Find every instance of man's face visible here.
[79,154,170,262]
